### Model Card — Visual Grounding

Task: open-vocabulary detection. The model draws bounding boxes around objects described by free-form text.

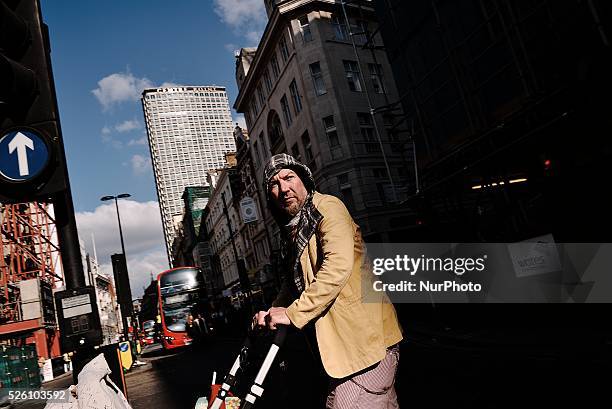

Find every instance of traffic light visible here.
[540,154,558,178]
[0,0,67,202]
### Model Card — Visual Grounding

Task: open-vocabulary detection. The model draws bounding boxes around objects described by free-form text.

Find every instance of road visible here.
[8,320,611,408]
[126,331,328,409]
[126,339,244,409]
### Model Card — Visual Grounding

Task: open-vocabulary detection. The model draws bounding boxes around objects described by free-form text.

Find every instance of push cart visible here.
[197,325,288,409]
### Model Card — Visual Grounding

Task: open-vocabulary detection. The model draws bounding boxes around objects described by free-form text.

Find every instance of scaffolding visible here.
[0,201,63,357]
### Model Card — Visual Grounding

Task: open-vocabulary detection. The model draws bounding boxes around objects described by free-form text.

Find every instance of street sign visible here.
[0,128,50,182]
[61,293,93,318]
[240,197,258,223]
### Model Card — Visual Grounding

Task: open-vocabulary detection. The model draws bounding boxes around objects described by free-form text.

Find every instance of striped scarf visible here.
[280,193,322,294]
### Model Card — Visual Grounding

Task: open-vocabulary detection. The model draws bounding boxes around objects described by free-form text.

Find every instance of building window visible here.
[257,83,265,107]
[376,181,390,205]
[263,68,273,93]
[343,60,363,92]
[252,98,260,117]
[298,15,312,43]
[280,94,292,127]
[331,14,349,41]
[358,112,380,153]
[368,63,385,94]
[338,174,355,212]
[253,140,262,168]
[289,79,302,114]
[301,130,316,170]
[358,113,372,127]
[291,142,301,161]
[258,138,267,165]
[261,131,269,154]
[279,35,290,63]
[269,111,284,148]
[339,191,353,211]
[309,62,327,96]
[373,168,387,179]
[323,115,339,147]
[270,53,280,79]
[351,20,369,45]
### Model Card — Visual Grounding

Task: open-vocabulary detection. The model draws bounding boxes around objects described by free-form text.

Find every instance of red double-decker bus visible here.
[156,267,205,350]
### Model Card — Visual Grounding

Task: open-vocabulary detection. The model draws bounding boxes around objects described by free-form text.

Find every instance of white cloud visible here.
[212,0,266,43]
[128,136,148,146]
[131,154,151,174]
[92,71,154,110]
[245,30,262,44]
[76,200,169,297]
[102,122,146,148]
[115,119,141,133]
[224,43,237,54]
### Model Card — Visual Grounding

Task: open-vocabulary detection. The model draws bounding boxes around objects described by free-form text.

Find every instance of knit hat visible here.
[263,153,315,201]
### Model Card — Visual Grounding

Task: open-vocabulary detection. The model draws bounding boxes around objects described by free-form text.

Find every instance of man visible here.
[254,154,403,408]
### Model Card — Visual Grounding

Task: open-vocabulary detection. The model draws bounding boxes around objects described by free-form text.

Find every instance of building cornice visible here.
[142,85,227,98]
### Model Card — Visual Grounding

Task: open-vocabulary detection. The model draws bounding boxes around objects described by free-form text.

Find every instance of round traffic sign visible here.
[0,129,51,182]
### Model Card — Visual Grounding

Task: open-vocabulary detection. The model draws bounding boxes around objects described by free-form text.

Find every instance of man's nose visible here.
[279,180,291,193]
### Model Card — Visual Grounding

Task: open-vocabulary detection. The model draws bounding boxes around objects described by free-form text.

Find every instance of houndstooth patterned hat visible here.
[263,153,315,201]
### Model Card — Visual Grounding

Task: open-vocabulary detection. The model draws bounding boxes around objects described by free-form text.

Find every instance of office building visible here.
[141,86,236,263]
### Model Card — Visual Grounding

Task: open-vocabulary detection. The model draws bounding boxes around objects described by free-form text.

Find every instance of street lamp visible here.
[101,193,131,258]
[101,193,133,341]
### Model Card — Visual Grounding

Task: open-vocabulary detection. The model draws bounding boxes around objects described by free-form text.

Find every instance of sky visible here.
[41,0,268,297]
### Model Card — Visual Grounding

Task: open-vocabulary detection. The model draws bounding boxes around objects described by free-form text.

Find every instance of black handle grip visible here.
[272,324,288,346]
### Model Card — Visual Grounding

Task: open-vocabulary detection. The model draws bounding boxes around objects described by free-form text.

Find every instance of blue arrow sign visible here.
[119,342,130,352]
[0,129,50,182]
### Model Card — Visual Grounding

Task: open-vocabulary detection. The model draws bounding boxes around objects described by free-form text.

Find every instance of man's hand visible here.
[266,307,291,330]
[252,310,269,330]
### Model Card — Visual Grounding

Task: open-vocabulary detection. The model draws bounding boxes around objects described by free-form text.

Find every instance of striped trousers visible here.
[326,344,400,409]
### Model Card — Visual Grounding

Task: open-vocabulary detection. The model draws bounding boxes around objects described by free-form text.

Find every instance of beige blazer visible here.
[274,192,403,378]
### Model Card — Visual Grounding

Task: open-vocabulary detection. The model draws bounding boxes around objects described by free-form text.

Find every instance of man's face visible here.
[269,168,308,217]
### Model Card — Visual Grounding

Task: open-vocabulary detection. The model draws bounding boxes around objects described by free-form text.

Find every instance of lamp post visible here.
[101,194,131,260]
[101,193,133,341]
